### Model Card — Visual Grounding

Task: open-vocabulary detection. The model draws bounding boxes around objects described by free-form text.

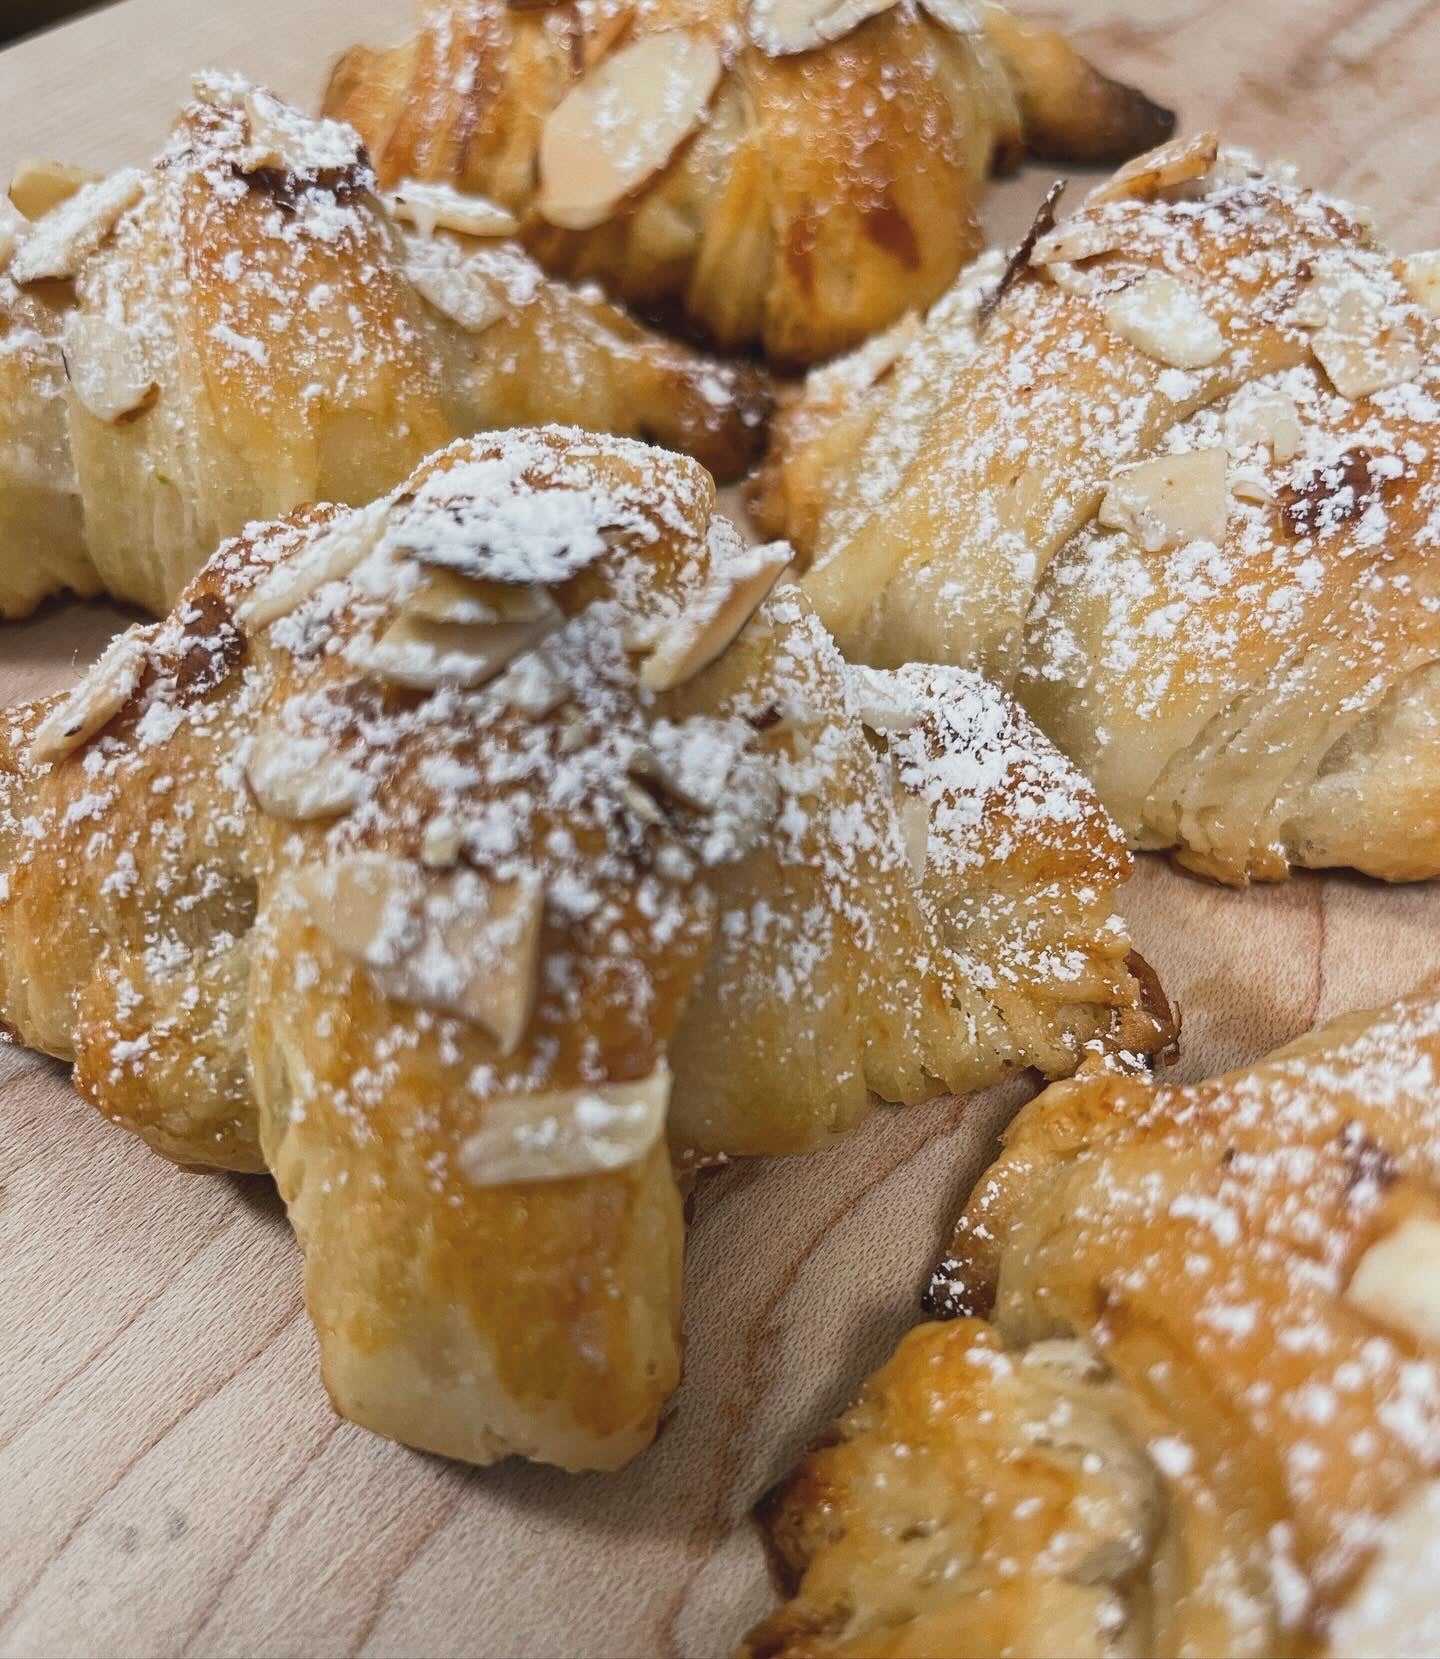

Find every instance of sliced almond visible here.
[1097,449,1228,553]
[27,626,154,767]
[245,727,370,821]
[1089,131,1219,206]
[379,869,544,1052]
[1328,1481,1440,1658]
[537,30,721,232]
[1310,287,1421,399]
[458,1063,670,1186]
[62,312,159,425]
[1030,218,1123,268]
[8,158,100,222]
[1399,250,1440,319]
[849,665,922,735]
[353,609,558,691]
[404,239,513,335]
[1224,386,1303,462]
[640,538,791,692]
[10,167,145,285]
[631,717,752,813]
[404,569,560,628]
[387,179,519,240]
[237,88,361,178]
[1230,469,1274,505]
[0,196,25,272]
[1103,271,1225,370]
[917,0,982,33]
[236,500,390,630]
[1346,1216,1440,1345]
[291,853,425,970]
[747,0,897,55]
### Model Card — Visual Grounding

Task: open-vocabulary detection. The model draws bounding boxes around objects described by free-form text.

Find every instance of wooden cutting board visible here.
[3,3,1440,1654]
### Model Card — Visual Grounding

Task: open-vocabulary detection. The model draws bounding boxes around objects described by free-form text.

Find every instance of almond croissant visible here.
[748,983,1440,1658]
[0,426,1168,1470]
[0,74,768,622]
[323,0,1173,366]
[755,135,1440,883]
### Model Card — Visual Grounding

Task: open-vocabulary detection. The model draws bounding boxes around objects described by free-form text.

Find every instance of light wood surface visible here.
[3,3,1440,1656]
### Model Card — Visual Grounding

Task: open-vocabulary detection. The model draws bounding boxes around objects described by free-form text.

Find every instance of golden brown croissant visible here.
[0,426,1168,1470]
[755,135,1440,883]
[747,983,1440,1658]
[0,73,768,621]
[323,0,1173,366]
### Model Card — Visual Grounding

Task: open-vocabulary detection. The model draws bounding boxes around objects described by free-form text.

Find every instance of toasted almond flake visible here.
[1224,386,1303,461]
[458,1065,671,1186]
[1328,1482,1440,1658]
[631,717,752,813]
[386,180,519,240]
[895,786,930,881]
[353,610,557,690]
[1030,218,1122,268]
[1097,449,1228,553]
[27,626,153,766]
[381,870,544,1051]
[849,665,922,735]
[1089,131,1219,205]
[537,31,721,232]
[1230,469,1274,505]
[8,158,99,222]
[10,167,145,284]
[237,500,389,629]
[404,244,512,334]
[917,0,982,32]
[1309,287,1421,399]
[640,537,791,692]
[1103,271,1225,369]
[292,853,424,970]
[62,313,159,425]
[0,197,24,272]
[245,727,370,821]
[1399,250,1440,319]
[403,570,560,627]
[1346,1217,1440,1344]
[237,87,361,177]
[748,0,897,54]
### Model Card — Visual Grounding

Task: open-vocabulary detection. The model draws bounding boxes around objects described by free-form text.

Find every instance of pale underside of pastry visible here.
[0,73,769,622]
[746,984,1440,1658]
[754,133,1440,884]
[0,426,1169,1471]
[323,0,1174,366]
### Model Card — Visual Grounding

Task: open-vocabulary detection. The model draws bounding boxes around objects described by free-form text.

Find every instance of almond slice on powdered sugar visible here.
[640,530,791,692]
[387,180,519,240]
[62,312,160,425]
[9,167,146,285]
[1097,448,1228,554]
[1399,251,1440,319]
[7,158,100,222]
[1345,1215,1440,1345]
[245,727,371,822]
[1089,130,1219,206]
[1103,271,1225,370]
[748,0,898,56]
[27,625,155,767]
[292,854,546,1054]
[537,29,722,232]
[457,1064,671,1186]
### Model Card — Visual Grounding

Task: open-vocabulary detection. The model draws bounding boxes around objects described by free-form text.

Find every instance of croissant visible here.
[747,983,1440,1658]
[0,426,1169,1470]
[754,134,1440,883]
[0,73,768,622]
[322,0,1174,367]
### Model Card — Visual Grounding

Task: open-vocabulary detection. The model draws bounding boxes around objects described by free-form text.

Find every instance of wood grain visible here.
[2,3,1440,1655]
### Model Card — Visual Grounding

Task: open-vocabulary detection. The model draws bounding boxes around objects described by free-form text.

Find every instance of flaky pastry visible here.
[0,74,768,621]
[755,135,1440,882]
[748,984,1440,1658]
[0,426,1168,1470]
[323,0,1173,366]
